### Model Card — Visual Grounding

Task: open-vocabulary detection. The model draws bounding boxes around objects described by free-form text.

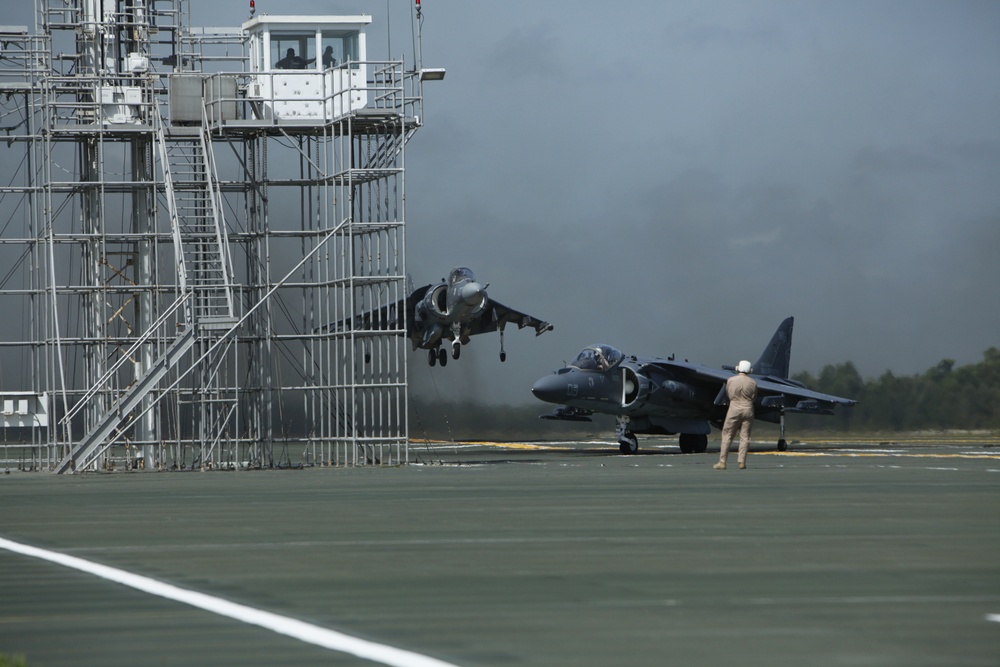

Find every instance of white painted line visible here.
[0,536,460,667]
[988,614,1000,623]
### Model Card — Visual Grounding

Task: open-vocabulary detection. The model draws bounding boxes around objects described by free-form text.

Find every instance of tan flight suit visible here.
[718,372,757,467]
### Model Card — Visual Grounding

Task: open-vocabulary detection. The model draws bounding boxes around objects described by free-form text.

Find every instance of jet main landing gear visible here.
[428,347,449,367]
[678,433,708,454]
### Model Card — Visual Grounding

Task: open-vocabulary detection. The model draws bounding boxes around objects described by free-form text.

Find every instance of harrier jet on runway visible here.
[342,267,552,367]
[531,317,856,454]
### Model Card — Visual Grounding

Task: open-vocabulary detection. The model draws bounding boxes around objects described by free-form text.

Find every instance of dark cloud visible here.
[3,0,997,406]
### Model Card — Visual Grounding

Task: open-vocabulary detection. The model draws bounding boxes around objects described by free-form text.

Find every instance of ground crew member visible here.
[714,360,757,470]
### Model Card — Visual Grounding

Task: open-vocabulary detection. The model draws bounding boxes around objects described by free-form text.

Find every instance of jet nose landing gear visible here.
[615,416,639,454]
[618,433,639,455]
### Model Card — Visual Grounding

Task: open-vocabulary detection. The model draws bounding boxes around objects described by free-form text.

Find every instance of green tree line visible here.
[790,347,1000,432]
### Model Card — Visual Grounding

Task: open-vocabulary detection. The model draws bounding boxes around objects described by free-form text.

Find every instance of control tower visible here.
[0,1,438,471]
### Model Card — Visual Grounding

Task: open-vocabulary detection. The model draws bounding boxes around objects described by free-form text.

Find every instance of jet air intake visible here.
[423,284,448,318]
[622,367,650,408]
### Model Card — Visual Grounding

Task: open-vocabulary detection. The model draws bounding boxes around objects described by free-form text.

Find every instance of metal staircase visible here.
[157,118,237,329]
[53,326,198,474]
[55,109,239,473]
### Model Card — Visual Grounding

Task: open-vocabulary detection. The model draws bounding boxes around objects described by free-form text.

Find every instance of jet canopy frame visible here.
[571,345,625,372]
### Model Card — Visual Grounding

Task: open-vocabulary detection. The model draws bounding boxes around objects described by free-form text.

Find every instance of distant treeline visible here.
[789,347,1000,432]
[410,347,1000,439]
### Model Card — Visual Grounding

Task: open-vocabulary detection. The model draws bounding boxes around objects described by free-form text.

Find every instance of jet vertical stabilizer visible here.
[754,316,793,379]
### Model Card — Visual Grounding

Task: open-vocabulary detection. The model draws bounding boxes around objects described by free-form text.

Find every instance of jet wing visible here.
[318,285,429,336]
[638,358,732,384]
[753,377,857,412]
[637,358,856,412]
[466,298,553,337]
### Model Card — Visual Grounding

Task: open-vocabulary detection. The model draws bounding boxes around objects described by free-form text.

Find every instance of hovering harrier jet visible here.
[340,267,552,366]
[531,317,856,454]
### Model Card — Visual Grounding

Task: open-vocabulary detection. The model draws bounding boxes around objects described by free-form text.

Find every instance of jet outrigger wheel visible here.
[776,411,788,451]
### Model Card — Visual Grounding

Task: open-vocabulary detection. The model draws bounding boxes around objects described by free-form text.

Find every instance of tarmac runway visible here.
[1,438,998,666]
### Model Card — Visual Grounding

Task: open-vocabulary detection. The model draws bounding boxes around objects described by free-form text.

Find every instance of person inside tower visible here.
[322,46,337,68]
[275,48,314,69]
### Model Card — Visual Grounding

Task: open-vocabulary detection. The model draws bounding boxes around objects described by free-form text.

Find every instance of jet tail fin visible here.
[754,316,794,379]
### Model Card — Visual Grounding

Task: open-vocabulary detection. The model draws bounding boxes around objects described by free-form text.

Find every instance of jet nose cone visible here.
[531,373,565,404]
[460,281,486,306]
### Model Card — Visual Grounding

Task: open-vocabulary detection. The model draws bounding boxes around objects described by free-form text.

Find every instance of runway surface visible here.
[1,438,998,666]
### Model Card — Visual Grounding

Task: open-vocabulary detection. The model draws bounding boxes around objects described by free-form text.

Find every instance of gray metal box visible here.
[168,74,204,125]
[205,75,238,122]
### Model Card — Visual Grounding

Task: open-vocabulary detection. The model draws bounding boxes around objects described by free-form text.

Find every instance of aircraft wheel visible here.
[428,349,437,367]
[679,433,708,454]
[500,351,507,362]
[618,434,639,455]
[452,343,461,360]
[438,348,448,367]
[777,439,787,452]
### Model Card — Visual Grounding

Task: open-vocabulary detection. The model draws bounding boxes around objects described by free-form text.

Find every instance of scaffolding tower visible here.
[0,1,431,472]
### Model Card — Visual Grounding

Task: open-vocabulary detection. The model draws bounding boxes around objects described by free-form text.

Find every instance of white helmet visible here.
[736,360,752,374]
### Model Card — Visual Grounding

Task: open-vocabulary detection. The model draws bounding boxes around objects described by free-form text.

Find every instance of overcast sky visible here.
[8,1,999,406]
[386,0,1000,404]
[398,0,1000,404]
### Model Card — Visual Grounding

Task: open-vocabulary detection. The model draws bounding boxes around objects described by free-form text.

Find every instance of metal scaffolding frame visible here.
[0,0,424,471]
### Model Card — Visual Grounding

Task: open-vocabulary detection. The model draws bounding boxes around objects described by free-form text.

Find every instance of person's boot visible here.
[713,462,726,470]
[738,461,747,469]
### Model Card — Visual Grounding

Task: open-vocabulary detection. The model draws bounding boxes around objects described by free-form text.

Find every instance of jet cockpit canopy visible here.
[448,267,476,285]
[571,345,624,372]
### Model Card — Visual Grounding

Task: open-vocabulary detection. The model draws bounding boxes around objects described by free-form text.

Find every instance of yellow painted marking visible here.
[413,440,584,451]
[764,451,1000,460]
[411,440,1000,461]
[461,442,563,450]
[415,440,1000,460]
